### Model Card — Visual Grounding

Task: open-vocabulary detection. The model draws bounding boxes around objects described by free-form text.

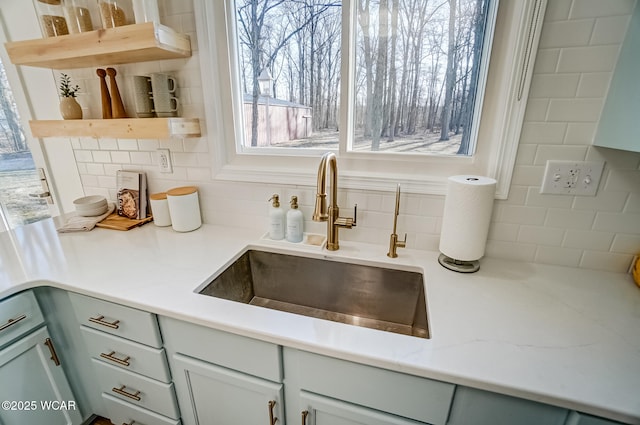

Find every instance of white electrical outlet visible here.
[540,160,605,196]
[157,149,173,173]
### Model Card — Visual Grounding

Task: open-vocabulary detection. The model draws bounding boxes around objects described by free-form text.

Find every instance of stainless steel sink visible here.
[197,249,429,339]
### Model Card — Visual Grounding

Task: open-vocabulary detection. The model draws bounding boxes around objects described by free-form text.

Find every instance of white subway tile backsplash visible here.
[520,122,567,144]
[63,0,639,273]
[563,229,614,250]
[533,144,588,164]
[610,234,640,254]
[85,163,104,175]
[500,205,547,226]
[74,150,93,163]
[573,191,628,212]
[579,250,634,272]
[545,208,596,230]
[593,212,640,233]
[117,139,139,151]
[557,45,621,73]
[576,73,612,98]
[98,138,118,150]
[110,151,131,164]
[544,0,572,22]
[570,0,636,19]
[518,225,565,246]
[80,138,99,150]
[564,123,596,145]
[91,151,111,163]
[539,20,594,49]
[525,187,574,209]
[546,98,603,122]
[535,246,582,267]
[590,15,632,45]
[130,151,153,165]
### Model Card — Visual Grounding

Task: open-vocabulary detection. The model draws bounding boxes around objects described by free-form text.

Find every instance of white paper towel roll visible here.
[439,175,496,261]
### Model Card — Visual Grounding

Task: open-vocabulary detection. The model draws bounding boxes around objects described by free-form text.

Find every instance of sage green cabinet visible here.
[594,3,640,152]
[0,326,82,425]
[446,386,568,425]
[566,411,628,425]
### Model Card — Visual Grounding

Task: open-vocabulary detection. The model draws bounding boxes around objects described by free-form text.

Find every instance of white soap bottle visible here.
[286,196,304,243]
[268,194,285,240]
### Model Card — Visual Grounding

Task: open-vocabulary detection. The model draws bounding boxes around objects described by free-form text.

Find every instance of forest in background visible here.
[235,0,489,154]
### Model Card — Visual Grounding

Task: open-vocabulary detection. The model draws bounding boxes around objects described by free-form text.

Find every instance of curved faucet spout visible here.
[313,152,355,251]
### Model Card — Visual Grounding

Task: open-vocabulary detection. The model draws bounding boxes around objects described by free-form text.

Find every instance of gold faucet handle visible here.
[335,204,357,228]
[397,233,407,248]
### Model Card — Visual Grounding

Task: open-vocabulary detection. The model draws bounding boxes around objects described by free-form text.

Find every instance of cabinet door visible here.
[300,391,426,425]
[171,353,284,425]
[446,387,568,425]
[0,326,82,425]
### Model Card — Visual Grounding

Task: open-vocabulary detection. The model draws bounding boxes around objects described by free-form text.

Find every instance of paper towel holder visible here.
[438,254,480,273]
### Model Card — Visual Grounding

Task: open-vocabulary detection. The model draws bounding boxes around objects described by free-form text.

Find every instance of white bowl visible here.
[74,195,108,216]
[77,204,109,217]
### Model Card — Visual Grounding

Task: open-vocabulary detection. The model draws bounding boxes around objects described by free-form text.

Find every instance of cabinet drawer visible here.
[92,358,179,420]
[103,393,181,425]
[285,349,455,425]
[159,316,282,382]
[80,325,171,382]
[69,292,162,348]
[0,291,44,349]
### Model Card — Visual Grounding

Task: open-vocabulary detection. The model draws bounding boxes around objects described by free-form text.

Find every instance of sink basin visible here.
[197,249,429,339]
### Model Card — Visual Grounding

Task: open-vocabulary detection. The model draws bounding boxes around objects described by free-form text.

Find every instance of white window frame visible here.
[194,0,547,199]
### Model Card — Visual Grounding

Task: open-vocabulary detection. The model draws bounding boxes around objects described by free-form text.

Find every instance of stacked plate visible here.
[74,195,108,217]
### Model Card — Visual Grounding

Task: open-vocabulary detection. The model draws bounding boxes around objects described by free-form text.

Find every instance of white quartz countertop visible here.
[1,219,639,424]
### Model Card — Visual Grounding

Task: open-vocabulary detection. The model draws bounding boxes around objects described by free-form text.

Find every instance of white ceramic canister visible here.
[149,192,171,227]
[166,186,201,232]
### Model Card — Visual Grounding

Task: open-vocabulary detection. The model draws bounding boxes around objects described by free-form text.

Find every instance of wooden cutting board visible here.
[96,213,153,231]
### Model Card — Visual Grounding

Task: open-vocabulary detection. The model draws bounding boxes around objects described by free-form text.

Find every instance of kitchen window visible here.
[195,0,547,197]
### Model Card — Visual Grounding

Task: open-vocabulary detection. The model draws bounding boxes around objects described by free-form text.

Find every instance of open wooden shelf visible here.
[30,118,201,139]
[5,22,190,69]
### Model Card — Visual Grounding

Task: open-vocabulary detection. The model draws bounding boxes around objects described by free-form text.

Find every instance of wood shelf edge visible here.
[5,23,191,69]
[29,118,201,139]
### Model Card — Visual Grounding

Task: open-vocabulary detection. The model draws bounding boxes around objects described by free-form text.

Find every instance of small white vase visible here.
[60,97,83,120]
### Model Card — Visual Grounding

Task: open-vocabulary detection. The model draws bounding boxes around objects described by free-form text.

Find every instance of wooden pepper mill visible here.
[96,68,112,119]
[106,67,127,118]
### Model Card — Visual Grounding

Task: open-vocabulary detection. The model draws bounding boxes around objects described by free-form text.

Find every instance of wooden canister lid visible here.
[149,192,167,201]
[167,186,198,197]
[38,0,62,5]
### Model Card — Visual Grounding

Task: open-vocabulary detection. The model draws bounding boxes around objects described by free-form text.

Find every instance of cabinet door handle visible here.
[268,400,278,425]
[100,351,131,367]
[301,410,309,425]
[44,337,61,366]
[112,385,141,401]
[89,315,120,329]
[122,421,136,425]
[0,313,27,332]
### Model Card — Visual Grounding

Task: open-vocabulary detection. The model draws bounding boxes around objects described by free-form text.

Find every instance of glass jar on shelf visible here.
[34,0,70,38]
[62,0,95,33]
[97,0,133,28]
[132,0,159,25]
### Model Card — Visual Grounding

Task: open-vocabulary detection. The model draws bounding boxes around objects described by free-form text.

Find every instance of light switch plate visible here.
[540,160,605,196]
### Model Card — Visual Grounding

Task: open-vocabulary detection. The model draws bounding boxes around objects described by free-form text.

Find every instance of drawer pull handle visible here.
[44,337,61,366]
[100,351,131,367]
[89,315,120,329]
[301,410,309,425]
[122,421,136,425]
[0,313,27,332]
[112,385,141,401]
[268,400,278,425]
